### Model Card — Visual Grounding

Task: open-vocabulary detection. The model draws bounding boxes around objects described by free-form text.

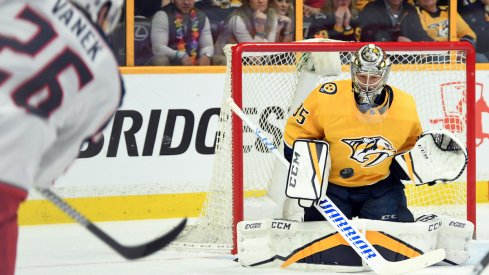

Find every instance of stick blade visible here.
[124,218,187,260]
[89,218,187,260]
[37,187,188,261]
[376,249,446,275]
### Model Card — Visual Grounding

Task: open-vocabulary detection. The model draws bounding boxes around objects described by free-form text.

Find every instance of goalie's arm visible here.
[283,82,328,155]
[284,143,293,163]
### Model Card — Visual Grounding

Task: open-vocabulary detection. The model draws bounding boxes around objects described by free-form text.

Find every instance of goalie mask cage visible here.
[175,41,476,254]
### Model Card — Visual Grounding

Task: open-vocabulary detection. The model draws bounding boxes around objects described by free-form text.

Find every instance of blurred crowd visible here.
[109,0,489,65]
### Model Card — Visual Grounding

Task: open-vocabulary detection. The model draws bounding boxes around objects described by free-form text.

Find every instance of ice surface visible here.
[16,204,489,275]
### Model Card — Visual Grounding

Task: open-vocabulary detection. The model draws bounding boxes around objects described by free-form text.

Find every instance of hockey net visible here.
[175,41,476,253]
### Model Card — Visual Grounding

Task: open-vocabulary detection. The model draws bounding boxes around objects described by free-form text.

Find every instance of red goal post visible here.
[177,41,476,254]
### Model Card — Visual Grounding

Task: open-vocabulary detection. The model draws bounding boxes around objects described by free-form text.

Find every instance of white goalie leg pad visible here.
[360,218,441,256]
[394,129,468,185]
[415,214,474,265]
[237,219,363,272]
[436,216,474,265]
[286,139,331,208]
[237,218,442,271]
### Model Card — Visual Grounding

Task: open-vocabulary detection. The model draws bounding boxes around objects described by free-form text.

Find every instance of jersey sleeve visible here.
[283,87,325,147]
[397,96,423,153]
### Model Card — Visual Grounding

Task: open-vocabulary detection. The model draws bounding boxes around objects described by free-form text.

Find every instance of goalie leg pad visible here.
[436,215,473,265]
[237,218,442,271]
[416,214,474,265]
[237,219,363,271]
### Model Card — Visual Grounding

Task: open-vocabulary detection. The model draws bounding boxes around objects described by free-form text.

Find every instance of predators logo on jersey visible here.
[427,20,449,39]
[341,136,396,167]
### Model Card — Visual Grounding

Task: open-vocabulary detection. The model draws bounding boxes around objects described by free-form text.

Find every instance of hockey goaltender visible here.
[234,43,473,273]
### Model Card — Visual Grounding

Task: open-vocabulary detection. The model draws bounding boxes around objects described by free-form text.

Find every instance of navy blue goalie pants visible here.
[304,173,415,222]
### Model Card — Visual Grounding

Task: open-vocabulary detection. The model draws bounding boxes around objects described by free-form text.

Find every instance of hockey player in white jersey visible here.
[0,1,123,274]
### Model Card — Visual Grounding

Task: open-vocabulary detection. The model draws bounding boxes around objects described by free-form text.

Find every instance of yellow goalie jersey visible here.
[284,80,423,187]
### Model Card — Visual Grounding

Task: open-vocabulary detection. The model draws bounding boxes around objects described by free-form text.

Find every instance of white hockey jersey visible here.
[0,0,123,191]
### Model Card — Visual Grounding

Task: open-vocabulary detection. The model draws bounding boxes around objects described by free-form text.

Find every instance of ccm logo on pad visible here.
[272,221,291,230]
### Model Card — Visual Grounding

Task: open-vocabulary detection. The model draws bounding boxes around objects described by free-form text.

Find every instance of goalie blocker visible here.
[237,215,474,271]
[286,139,331,208]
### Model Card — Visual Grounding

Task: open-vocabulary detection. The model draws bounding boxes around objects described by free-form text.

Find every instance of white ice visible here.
[16,204,489,275]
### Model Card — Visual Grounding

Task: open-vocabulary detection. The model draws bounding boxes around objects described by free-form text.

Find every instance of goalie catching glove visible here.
[285,139,331,208]
[395,129,468,185]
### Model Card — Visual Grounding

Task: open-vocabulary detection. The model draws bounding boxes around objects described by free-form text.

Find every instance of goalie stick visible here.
[36,187,187,260]
[471,250,489,275]
[227,98,445,275]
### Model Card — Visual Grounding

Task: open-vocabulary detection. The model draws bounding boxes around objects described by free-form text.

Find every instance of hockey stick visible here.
[35,187,187,260]
[227,98,445,275]
[471,249,489,275]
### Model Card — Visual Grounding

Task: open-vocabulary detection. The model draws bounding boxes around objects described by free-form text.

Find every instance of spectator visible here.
[214,0,278,60]
[195,0,241,43]
[415,0,477,44]
[149,0,216,66]
[205,0,242,8]
[304,0,324,17]
[356,0,374,10]
[357,0,434,42]
[270,0,295,41]
[460,0,489,62]
[306,0,359,40]
[303,0,324,36]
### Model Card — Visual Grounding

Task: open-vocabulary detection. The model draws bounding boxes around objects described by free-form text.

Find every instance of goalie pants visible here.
[304,173,414,222]
[0,183,27,275]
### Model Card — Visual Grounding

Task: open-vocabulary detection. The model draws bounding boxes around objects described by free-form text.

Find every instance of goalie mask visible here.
[70,0,124,34]
[351,44,392,122]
